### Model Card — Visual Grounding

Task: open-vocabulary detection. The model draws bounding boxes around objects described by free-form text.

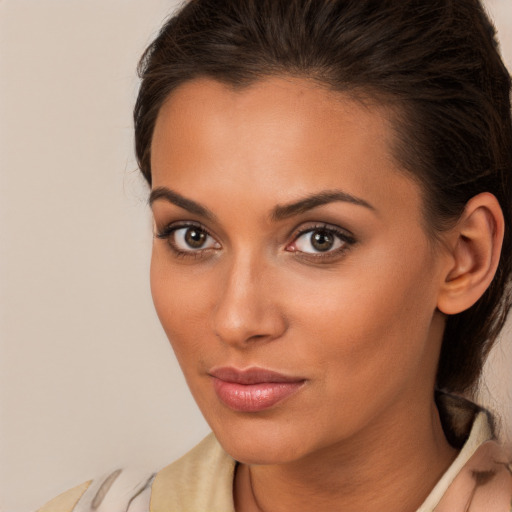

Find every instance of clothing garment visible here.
[38,394,512,512]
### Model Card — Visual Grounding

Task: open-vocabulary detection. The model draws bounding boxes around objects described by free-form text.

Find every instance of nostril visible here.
[247,334,269,342]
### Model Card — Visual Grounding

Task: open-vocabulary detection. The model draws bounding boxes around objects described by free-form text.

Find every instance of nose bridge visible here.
[212,249,285,347]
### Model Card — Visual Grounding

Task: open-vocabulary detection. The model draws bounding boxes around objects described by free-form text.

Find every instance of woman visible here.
[39,0,512,510]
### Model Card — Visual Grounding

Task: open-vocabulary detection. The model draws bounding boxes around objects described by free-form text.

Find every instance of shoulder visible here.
[36,433,236,512]
[150,432,237,511]
[37,481,92,512]
[37,467,155,512]
[435,439,512,511]
[429,393,512,511]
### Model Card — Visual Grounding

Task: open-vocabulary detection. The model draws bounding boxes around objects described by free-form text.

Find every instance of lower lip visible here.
[212,378,304,412]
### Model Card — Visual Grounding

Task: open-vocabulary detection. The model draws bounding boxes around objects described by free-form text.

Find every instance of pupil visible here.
[185,228,206,248]
[311,230,333,252]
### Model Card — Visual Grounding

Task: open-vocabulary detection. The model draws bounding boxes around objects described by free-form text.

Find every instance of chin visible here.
[219,436,302,466]
[208,414,315,465]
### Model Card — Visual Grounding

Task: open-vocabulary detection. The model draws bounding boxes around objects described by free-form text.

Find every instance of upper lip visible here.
[209,366,305,385]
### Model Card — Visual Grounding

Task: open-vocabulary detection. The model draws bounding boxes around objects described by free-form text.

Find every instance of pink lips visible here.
[209,367,305,412]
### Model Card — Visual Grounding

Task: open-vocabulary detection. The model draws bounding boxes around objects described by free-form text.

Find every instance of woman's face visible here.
[150,77,450,465]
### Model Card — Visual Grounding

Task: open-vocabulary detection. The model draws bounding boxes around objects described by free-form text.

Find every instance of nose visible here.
[212,254,287,348]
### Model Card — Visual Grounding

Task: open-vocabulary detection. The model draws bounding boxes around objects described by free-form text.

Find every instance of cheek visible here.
[290,241,440,385]
[150,248,212,357]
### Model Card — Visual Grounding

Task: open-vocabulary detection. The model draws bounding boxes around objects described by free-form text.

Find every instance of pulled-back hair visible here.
[134,0,512,394]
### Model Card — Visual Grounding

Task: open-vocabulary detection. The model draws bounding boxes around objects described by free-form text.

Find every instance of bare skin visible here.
[148,77,502,511]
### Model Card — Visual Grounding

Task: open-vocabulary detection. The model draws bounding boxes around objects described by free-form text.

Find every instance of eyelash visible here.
[155,222,356,261]
[155,222,219,259]
[285,223,356,264]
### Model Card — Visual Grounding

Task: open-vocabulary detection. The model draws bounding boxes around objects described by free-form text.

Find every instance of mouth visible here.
[208,367,306,412]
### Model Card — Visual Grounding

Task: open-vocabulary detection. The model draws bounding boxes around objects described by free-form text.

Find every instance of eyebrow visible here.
[271,190,375,221]
[149,187,217,221]
[149,187,375,222]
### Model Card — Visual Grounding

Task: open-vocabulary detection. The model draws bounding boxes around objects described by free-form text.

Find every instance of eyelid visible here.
[289,222,355,243]
[154,219,355,261]
[155,220,208,238]
[155,221,221,256]
[286,222,356,257]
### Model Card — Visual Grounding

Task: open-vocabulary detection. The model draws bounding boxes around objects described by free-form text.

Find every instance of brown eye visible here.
[184,227,208,248]
[294,228,342,254]
[167,226,220,252]
[310,230,335,252]
[289,225,354,256]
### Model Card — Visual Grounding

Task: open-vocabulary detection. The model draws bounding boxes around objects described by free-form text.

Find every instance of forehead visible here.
[151,77,424,225]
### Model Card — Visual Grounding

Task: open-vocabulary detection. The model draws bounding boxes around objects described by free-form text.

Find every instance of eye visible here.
[156,223,221,255]
[287,225,355,256]
[173,226,218,251]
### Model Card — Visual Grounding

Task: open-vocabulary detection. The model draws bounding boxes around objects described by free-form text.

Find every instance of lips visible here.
[209,367,305,412]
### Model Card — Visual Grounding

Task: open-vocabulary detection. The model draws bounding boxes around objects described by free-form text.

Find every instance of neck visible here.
[234,396,458,512]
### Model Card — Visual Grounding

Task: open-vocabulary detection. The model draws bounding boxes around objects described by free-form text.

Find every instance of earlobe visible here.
[437,193,504,315]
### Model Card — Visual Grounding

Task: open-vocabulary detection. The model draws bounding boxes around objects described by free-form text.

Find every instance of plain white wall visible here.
[0,1,510,511]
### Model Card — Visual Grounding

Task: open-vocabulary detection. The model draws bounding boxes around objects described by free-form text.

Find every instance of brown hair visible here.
[134,0,512,394]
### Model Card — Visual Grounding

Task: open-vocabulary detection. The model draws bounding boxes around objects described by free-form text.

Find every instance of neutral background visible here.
[0,1,511,511]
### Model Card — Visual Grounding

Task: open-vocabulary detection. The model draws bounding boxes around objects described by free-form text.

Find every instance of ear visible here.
[437,192,504,315]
